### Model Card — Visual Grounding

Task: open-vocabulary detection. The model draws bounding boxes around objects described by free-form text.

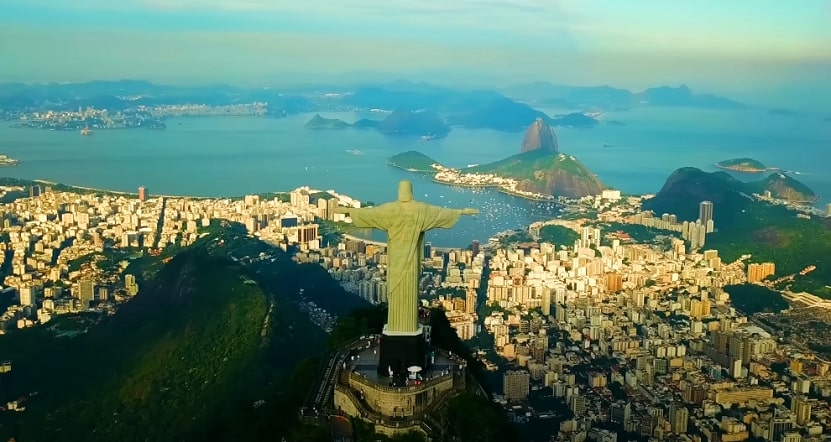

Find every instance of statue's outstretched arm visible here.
[337,206,386,229]
[461,208,479,215]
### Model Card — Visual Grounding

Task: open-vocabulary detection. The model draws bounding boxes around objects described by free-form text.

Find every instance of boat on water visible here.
[0,155,19,166]
[346,149,363,155]
[80,126,94,136]
[603,143,613,147]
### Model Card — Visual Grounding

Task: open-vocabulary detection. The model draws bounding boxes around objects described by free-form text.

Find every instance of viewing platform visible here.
[333,335,467,438]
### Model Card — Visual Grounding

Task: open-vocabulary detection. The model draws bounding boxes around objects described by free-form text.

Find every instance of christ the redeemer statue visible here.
[336,180,477,377]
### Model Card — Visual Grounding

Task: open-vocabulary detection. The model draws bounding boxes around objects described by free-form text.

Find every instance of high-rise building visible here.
[316,198,328,219]
[669,403,689,434]
[770,413,794,442]
[699,201,714,227]
[747,262,776,282]
[78,279,95,307]
[471,240,480,257]
[19,286,37,306]
[465,288,477,315]
[826,203,831,217]
[98,287,109,303]
[503,370,530,401]
[541,288,551,316]
[30,185,41,198]
[326,198,339,221]
[791,395,812,425]
[606,273,623,293]
[296,223,319,244]
[138,186,147,202]
[610,400,631,424]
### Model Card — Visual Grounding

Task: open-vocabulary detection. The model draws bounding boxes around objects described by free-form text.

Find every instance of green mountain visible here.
[376,109,451,138]
[643,167,831,296]
[0,227,342,442]
[387,150,442,172]
[643,168,818,222]
[468,150,605,198]
[642,167,751,223]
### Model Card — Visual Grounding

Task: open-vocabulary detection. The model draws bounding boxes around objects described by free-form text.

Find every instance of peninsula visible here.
[715,158,773,173]
[388,118,606,200]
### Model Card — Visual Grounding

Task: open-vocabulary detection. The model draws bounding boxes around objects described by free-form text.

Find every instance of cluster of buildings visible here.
[15,103,269,131]
[295,236,485,341]
[3,177,830,441]
[143,103,267,117]
[0,185,163,330]
[432,164,555,201]
[0,184,361,333]
[625,200,715,250]
[15,106,164,130]
[471,219,831,441]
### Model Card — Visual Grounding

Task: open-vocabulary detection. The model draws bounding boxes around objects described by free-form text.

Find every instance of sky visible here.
[1,0,830,104]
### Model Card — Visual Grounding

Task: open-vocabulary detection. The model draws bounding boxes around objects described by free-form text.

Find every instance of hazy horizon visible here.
[2,0,830,111]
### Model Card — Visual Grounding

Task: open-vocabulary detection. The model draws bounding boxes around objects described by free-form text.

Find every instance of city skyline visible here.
[2,1,830,108]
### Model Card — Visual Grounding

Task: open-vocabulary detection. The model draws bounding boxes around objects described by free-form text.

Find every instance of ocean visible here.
[0,107,828,247]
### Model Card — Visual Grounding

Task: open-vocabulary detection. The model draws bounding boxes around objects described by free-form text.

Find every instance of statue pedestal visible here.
[378,324,426,377]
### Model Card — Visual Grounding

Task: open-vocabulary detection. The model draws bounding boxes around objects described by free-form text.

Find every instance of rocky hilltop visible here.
[756,172,819,203]
[468,118,604,198]
[521,117,559,153]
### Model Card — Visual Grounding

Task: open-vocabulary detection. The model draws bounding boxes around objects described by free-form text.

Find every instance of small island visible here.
[715,158,773,173]
[387,151,441,172]
[304,114,351,130]
[0,155,19,166]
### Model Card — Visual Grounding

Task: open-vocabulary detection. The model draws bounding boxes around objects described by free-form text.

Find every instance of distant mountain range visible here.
[499,82,746,110]
[0,79,764,134]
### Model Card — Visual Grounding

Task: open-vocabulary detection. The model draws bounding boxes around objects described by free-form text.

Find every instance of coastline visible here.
[31,180,214,200]
[386,162,437,174]
[431,178,554,202]
[389,161,555,202]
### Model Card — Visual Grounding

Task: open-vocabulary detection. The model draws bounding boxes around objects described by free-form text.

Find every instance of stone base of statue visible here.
[377,324,426,378]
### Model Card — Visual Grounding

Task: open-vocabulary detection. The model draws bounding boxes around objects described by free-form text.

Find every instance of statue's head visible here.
[398,180,413,202]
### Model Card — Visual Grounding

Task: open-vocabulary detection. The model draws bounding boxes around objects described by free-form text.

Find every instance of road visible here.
[301,336,377,418]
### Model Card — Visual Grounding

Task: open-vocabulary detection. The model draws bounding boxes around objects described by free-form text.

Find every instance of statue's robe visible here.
[349,201,462,333]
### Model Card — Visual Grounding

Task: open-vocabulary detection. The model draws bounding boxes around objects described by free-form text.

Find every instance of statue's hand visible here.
[462,208,479,216]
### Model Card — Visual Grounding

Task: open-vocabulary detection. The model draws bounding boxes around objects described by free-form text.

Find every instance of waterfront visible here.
[0,107,828,246]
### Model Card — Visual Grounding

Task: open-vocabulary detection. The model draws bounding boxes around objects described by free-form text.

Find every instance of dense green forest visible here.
[642,168,831,296]
[723,284,789,314]
[0,221,369,441]
[538,225,579,247]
